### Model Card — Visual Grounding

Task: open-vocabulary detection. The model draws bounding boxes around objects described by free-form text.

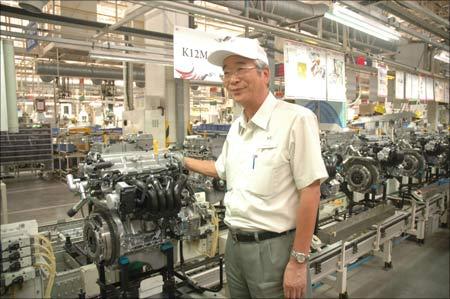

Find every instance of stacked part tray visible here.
[0,126,53,171]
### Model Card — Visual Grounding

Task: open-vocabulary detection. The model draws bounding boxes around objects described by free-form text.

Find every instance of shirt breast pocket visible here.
[245,144,281,197]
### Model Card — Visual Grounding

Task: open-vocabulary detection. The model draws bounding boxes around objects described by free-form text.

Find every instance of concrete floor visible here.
[2,174,83,225]
[1,174,449,298]
[313,229,449,298]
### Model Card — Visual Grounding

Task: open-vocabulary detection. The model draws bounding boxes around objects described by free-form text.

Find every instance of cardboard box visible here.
[359,103,376,116]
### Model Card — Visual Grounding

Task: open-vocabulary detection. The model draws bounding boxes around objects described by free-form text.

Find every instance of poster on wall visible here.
[411,74,419,100]
[377,64,388,97]
[326,51,346,102]
[418,76,427,100]
[395,71,404,99]
[445,81,449,104]
[173,26,224,82]
[405,73,412,99]
[434,79,445,102]
[426,77,434,101]
[284,41,327,100]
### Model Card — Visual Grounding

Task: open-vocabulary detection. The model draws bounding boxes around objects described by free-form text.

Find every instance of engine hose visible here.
[147,186,159,213]
[165,177,175,211]
[173,174,187,210]
[90,196,109,211]
[152,179,166,212]
[133,179,146,206]
[93,161,114,171]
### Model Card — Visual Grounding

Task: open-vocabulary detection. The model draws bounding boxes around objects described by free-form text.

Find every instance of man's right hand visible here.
[168,152,185,168]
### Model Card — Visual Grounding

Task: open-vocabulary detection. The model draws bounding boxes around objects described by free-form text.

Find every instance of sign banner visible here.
[418,75,427,100]
[173,26,224,82]
[377,65,388,97]
[434,79,445,102]
[395,71,404,99]
[445,81,449,104]
[326,51,346,102]
[411,74,419,100]
[25,21,38,51]
[284,41,340,101]
[405,73,412,99]
[426,77,434,101]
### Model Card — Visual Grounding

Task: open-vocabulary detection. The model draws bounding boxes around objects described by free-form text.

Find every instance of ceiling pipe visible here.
[342,1,449,52]
[18,0,48,13]
[0,4,172,42]
[143,0,445,78]
[376,1,449,41]
[207,0,397,52]
[92,4,155,40]
[399,1,449,30]
[138,1,344,51]
[209,0,329,20]
[36,63,145,82]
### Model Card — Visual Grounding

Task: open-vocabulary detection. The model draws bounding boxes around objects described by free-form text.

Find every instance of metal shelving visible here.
[0,126,53,176]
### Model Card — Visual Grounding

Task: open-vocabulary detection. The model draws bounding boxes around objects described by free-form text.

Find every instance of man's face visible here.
[222,55,269,106]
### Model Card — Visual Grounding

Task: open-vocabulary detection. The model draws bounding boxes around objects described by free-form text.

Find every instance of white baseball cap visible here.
[207,36,269,67]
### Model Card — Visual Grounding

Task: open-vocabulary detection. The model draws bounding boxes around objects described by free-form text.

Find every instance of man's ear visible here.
[263,68,270,85]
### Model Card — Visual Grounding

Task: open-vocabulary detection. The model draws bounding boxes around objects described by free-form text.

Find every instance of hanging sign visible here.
[326,51,346,102]
[418,75,427,100]
[284,41,327,100]
[410,74,419,100]
[377,64,388,97]
[395,71,404,99]
[173,26,224,82]
[426,77,434,101]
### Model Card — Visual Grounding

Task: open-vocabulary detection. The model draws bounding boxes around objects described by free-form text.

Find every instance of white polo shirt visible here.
[215,93,328,233]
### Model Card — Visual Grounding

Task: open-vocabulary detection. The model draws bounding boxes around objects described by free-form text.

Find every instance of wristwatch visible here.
[290,250,310,264]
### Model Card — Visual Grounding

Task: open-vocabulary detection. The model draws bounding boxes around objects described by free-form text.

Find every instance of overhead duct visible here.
[207,0,397,52]
[36,63,145,82]
[209,0,328,20]
[18,0,48,13]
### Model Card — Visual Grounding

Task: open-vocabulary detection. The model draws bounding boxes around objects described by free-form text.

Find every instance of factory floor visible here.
[1,174,449,298]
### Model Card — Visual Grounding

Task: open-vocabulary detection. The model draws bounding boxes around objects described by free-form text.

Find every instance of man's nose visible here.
[228,74,240,84]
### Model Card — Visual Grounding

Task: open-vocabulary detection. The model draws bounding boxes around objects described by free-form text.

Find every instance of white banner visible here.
[405,73,412,99]
[426,77,434,101]
[173,26,224,82]
[284,41,329,100]
[377,65,388,97]
[434,79,445,102]
[326,51,346,102]
[445,81,449,103]
[411,74,419,100]
[418,75,427,100]
[395,71,404,99]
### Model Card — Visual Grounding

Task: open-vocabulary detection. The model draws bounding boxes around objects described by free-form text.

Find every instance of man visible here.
[179,37,328,298]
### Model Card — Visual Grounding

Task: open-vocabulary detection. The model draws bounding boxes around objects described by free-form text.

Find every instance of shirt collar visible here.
[238,92,278,132]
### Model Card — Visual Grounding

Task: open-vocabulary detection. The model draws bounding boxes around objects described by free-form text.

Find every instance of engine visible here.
[67,151,218,267]
[182,135,226,204]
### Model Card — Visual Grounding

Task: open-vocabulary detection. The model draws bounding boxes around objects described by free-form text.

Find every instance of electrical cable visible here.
[34,235,56,299]
[32,244,53,257]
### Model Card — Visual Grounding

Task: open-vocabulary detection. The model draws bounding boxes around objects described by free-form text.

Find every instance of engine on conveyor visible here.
[67,151,217,267]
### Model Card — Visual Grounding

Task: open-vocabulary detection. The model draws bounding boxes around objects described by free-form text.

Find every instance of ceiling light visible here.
[434,50,449,64]
[324,3,401,41]
[89,50,173,66]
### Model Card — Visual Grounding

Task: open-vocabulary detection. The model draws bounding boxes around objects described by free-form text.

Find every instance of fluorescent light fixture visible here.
[324,3,401,41]
[434,50,449,64]
[89,50,173,65]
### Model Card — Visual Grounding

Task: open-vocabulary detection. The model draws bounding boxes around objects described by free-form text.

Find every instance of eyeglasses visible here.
[220,66,257,82]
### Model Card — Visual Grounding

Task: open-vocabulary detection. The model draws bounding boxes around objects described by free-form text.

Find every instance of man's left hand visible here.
[283,259,308,299]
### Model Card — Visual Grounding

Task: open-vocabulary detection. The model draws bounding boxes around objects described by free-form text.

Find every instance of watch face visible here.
[296,255,306,263]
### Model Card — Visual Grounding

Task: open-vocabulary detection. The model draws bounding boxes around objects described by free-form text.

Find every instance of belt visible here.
[230,229,295,242]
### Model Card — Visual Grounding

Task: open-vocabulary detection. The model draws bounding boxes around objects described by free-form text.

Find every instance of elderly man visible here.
[180,37,328,299]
